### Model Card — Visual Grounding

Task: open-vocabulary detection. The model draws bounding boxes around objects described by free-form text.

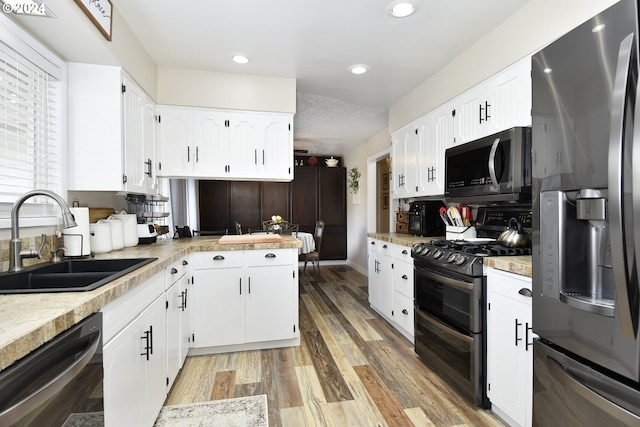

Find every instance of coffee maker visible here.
[408,200,446,237]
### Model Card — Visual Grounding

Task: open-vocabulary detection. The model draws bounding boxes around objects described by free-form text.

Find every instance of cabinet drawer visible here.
[192,251,244,269]
[393,291,414,336]
[379,241,392,256]
[166,257,189,286]
[367,237,379,253]
[393,260,414,297]
[245,248,292,267]
[392,243,413,262]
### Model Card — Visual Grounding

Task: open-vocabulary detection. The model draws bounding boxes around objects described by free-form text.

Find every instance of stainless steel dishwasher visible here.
[0,313,103,426]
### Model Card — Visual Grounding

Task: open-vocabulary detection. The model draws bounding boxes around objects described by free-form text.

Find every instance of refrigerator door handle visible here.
[547,356,640,425]
[607,32,637,340]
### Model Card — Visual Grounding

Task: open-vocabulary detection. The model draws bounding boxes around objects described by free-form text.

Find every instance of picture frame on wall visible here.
[74,0,113,41]
[383,192,389,209]
[382,173,389,190]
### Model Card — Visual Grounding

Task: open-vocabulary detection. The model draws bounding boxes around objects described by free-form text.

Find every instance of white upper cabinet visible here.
[391,123,417,198]
[67,63,157,194]
[157,106,294,181]
[453,56,532,145]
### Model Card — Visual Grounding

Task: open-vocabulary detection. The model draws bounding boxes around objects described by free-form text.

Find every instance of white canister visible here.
[63,207,91,256]
[112,211,138,247]
[90,220,113,254]
[106,216,125,250]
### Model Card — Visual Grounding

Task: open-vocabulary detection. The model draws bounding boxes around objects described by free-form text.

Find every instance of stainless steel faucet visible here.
[9,190,77,272]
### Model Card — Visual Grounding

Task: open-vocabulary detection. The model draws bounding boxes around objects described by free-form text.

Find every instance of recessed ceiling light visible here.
[592,24,606,33]
[348,64,369,75]
[232,55,249,64]
[387,1,417,18]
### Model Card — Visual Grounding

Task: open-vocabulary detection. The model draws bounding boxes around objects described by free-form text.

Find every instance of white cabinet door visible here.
[486,268,534,427]
[122,74,147,194]
[261,114,294,180]
[425,103,454,195]
[245,265,296,342]
[103,314,145,427]
[103,294,166,427]
[377,251,394,321]
[193,109,228,177]
[141,295,168,427]
[166,275,189,388]
[227,112,258,179]
[157,106,193,177]
[367,238,380,308]
[393,124,419,198]
[453,84,485,146]
[192,268,245,347]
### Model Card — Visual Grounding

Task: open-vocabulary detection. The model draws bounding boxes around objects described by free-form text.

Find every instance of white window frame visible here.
[0,13,66,230]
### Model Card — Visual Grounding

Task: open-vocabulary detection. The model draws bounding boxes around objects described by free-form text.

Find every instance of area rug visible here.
[61,395,268,427]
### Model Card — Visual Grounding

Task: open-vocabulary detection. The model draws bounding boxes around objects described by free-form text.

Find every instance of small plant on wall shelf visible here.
[347,167,361,193]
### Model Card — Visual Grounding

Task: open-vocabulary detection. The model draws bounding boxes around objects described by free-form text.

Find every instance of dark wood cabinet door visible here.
[319,168,346,230]
[291,168,318,232]
[230,181,261,232]
[198,180,230,233]
[261,182,291,224]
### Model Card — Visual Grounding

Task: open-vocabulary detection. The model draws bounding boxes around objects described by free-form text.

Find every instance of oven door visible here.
[414,265,482,333]
[413,264,486,406]
[415,308,483,406]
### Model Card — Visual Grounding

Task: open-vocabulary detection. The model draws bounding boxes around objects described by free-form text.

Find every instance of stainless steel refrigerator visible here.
[532,0,640,425]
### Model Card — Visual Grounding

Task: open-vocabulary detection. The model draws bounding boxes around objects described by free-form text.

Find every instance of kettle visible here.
[498,217,531,248]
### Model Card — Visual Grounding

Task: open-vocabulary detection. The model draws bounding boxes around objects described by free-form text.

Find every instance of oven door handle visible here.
[416,309,474,344]
[415,266,474,291]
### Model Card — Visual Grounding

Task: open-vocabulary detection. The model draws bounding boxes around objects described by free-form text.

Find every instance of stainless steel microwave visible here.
[444,127,531,204]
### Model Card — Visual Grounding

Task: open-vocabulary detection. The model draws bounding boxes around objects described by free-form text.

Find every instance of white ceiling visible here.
[65,1,533,155]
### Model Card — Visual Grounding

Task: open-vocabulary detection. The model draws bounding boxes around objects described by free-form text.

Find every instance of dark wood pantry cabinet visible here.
[198,166,347,260]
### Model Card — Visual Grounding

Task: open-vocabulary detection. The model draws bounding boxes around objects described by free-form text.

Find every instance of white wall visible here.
[389,0,619,133]
[157,68,296,113]
[343,128,391,274]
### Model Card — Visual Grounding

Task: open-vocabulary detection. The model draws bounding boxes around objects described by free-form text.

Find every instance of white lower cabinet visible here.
[367,239,415,342]
[166,258,191,388]
[102,272,167,427]
[191,248,299,352]
[486,267,535,427]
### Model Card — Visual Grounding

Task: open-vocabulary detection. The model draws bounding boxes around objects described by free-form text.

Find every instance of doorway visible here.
[376,156,390,233]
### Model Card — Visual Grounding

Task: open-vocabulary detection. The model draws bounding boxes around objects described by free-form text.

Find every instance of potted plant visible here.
[347,167,361,193]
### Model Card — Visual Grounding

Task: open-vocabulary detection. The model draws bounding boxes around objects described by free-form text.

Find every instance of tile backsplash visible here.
[0,234,63,272]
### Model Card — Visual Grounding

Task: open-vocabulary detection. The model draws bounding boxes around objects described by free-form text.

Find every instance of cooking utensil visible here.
[449,206,463,226]
[439,207,451,225]
[497,217,531,248]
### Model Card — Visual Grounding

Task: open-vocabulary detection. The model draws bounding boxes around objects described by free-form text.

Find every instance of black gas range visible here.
[411,205,532,408]
[411,206,533,277]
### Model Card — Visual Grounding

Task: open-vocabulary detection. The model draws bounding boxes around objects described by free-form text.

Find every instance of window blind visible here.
[0,15,62,216]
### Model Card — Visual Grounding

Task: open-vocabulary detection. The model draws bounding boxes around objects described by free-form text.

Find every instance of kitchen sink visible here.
[0,258,157,294]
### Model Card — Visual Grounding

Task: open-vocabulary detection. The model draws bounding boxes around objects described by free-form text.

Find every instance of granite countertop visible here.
[0,236,301,372]
[368,232,532,277]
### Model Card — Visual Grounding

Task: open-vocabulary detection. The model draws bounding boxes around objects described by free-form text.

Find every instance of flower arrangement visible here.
[347,167,361,193]
[271,215,283,224]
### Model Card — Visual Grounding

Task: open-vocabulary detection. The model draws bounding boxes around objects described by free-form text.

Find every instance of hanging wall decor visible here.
[74,0,113,41]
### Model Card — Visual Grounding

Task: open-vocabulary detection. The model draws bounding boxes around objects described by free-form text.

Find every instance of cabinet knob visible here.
[383,244,388,249]
[213,255,225,261]
[402,309,408,315]
[171,267,178,274]
[402,249,408,255]
[401,274,408,280]
[265,253,276,258]
[182,260,189,266]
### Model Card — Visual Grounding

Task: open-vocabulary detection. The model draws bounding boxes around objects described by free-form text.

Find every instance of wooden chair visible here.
[302,220,324,274]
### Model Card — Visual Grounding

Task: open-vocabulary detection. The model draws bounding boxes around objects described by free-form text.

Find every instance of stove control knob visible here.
[446,253,456,263]
[433,249,443,259]
[455,255,468,266]
[421,247,431,256]
[411,244,423,254]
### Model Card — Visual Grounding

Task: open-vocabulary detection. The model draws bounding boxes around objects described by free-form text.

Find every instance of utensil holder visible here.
[446,226,477,240]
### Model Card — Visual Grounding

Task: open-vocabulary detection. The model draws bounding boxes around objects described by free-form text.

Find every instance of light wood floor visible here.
[165,265,506,426]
